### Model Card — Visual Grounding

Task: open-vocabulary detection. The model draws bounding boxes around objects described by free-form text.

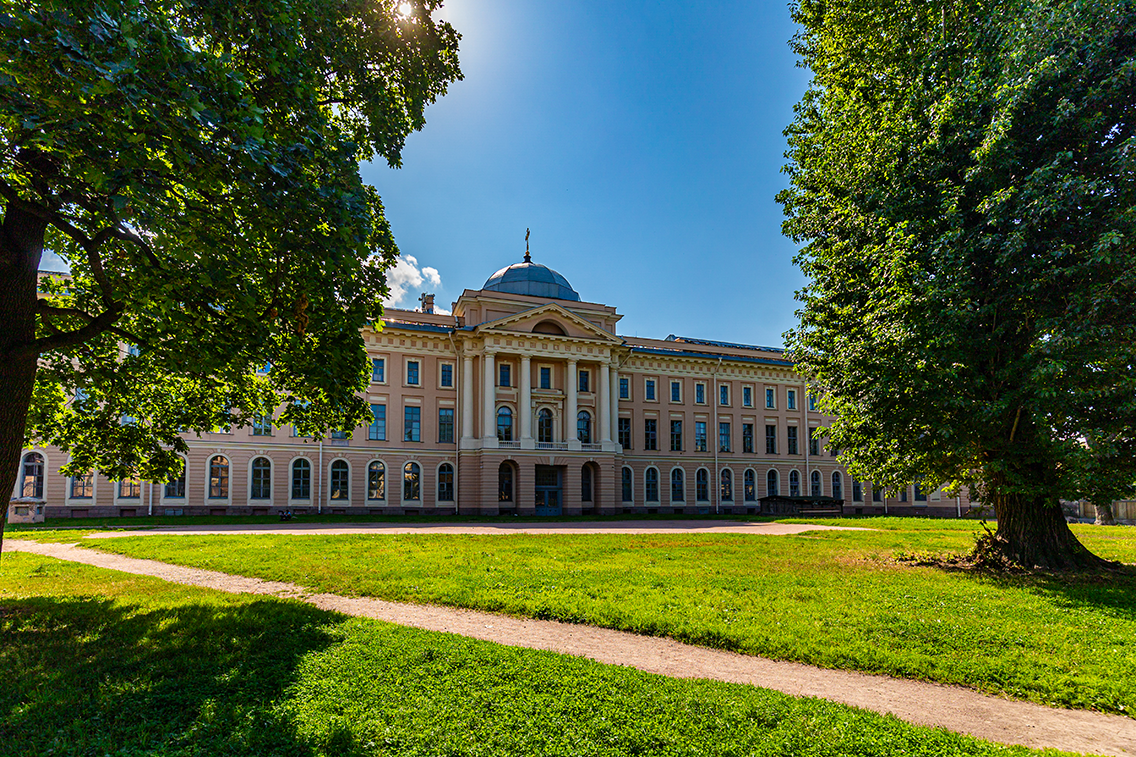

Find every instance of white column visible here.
[599,361,611,443]
[610,365,620,445]
[566,358,578,443]
[482,351,496,442]
[520,355,532,441]
[461,355,474,440]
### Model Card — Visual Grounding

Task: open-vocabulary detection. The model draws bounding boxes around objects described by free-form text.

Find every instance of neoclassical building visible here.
[17,255,969,518]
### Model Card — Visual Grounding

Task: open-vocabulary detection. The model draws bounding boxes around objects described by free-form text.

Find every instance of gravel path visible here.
[81,519,869,539]
[6,538,1133,757]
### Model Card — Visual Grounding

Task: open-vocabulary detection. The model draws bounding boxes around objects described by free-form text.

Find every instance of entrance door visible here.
[534,465,563,516]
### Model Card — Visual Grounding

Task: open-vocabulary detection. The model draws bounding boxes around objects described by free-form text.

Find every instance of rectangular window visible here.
[619,376,629,399]
[670,420,682,451]
[719,422,731,453]
[579,370,589,393]
[915,481,927,502]
[809,428,819,456]
[873,486,882,502]
[331,429,349,440]
[406,361,419,385]
[251,414,272,436]
[808,393,817,411]
[742,423,754,454]
[900,488,908,502]
[404,406,421,442]
[671,381,681,402]
[644,419,657,451]
[645,379,656,401]
[499,364,511,387]
[765,425,777,454]
[787,389,796,410]
[720,385,729,406]
[372,358,385,383]
[440,363,453,388]
[540,366,552,390]
[695,383,706,404]
[695,421,707,452]
[787,426,798,455]
[853,480,863,502]
[765,388,775,409]
[438,408,455,443]
[618,417,632,449]
[743,386,752,407]
[369,404,386,441]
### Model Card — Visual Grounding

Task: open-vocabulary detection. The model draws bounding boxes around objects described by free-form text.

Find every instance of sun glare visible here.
[397,2,413,17]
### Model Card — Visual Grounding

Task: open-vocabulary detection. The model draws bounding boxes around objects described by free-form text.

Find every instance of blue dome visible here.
[482,260,580,301]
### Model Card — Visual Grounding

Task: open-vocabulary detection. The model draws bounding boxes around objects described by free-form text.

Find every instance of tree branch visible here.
[15,302,126,358]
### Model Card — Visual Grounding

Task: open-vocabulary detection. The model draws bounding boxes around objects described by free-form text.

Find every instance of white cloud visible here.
[383,254,446,311]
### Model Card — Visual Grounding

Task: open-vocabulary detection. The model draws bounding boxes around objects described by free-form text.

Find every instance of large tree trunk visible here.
[0,200,47,561]
[989,492,1111,570]
[1094,501,1118,526]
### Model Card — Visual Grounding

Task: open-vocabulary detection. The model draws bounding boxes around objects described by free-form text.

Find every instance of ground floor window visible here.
[404,462,421,501]
[438,464,454,501]
[291,459,311,499]
[499,463,514,502]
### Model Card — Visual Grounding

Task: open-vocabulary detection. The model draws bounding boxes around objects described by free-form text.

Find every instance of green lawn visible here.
[0,551,1072,757]
[57,518,1136,717]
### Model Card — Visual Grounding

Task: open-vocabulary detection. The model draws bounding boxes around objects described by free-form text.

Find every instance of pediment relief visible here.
[476,303,621,343]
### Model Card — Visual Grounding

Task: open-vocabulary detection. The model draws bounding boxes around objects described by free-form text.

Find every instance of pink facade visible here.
[17,258,970,518]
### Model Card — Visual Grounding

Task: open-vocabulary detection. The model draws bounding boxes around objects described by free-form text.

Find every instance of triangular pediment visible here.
[476,303,621,343]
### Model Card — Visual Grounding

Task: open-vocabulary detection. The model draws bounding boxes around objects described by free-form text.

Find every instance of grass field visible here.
[0,551,1074,757]
[38,518,1136,718]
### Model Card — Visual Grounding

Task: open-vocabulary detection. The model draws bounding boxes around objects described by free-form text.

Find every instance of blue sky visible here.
[365,0,811,347]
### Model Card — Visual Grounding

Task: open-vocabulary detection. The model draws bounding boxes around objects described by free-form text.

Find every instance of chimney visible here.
[419,292,435,314]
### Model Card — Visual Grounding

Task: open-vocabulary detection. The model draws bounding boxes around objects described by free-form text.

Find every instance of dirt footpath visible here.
[6,538,1133,757]
[81,519,869,539]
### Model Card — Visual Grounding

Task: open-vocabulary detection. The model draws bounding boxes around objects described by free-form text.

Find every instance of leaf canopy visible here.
[0,0,462,480]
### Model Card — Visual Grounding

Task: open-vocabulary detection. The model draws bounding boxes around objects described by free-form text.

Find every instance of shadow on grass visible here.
[0,595,340,756]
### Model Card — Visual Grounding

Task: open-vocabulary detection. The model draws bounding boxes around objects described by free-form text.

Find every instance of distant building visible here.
[17,255,969,518]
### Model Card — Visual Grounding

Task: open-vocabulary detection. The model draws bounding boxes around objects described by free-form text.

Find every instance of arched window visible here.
[537,409,554,443]
[498,462,514,502]
[497,407,513,442]
[789,470,800,497]
[576,411,591,444]
[767,469,779,497]
[744,469,756,501]
[164,461,185,498]
[645,468,659,502]
[368,461,385,500]
[581,465,592,502]
[291,459,311,499]
[696,469,709,501]
[832,472,843,501]
[209,456,229,499]
[20,453,44,498]
[330,460,349,500]
[811,470,822,497]
[721,469,733,501]
[251,457,272,499]
[71,472,94,499]
[438,463,454,501]
[403,462,421,501]
[621,467,633,502]
[671,468,685,502]
[119,478,141,499]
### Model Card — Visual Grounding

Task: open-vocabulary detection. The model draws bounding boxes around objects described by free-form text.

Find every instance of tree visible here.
[779,0,1135,569]
[0,0,461,548]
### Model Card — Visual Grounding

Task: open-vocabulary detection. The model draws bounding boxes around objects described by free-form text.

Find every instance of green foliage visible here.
[0,0,461,480]
[0,553,1073,756]
[778,0,1136,506]
[80,523,1136,715]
